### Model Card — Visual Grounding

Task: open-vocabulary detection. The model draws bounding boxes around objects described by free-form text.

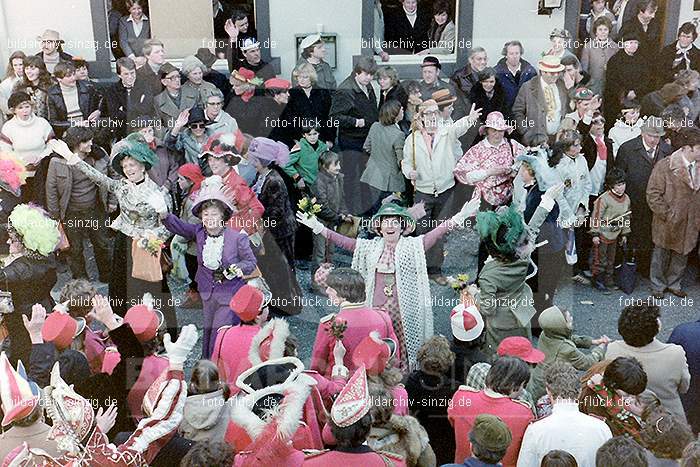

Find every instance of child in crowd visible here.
[310,150,352,293]
[590,168,630,293]
[283,125,327,192]
[530,305,609,401]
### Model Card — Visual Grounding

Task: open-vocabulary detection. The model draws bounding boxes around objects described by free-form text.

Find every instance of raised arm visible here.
[162,212,198,240]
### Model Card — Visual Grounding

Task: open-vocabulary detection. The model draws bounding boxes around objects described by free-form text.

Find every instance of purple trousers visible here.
[202,299,240,358]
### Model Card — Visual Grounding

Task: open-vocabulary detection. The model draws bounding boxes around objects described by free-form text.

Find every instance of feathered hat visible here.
[8,204,61,257]
[227,373,315,465]
[110,132,159,177]
[191,175,236,220]
[476,205,527,258]
[0,352,41,427]
[0,151,28,197]
[200,131,244,163]
[515,147,561,191]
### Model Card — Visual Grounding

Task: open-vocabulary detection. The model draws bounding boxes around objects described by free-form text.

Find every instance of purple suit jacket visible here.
[163,213,256,304]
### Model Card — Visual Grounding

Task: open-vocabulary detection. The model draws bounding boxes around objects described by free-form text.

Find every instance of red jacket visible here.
[310,303,399,378]
[211,324,261,392]
[448,387,533,467]
[223,169,265,236]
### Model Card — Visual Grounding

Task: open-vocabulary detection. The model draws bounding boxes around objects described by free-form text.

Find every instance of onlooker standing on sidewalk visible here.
[329,57,378,215]
[45,126,113,283]
[646,127,700,299]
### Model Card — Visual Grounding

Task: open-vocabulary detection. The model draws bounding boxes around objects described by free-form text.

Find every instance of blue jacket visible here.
[494,57,538,111]
[668,319,700,434]
[441,457,502,467]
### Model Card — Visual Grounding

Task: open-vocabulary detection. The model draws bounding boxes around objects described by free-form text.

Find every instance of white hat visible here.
[450,304,484,342]
[241,37,261,52]
[300,34,322,51]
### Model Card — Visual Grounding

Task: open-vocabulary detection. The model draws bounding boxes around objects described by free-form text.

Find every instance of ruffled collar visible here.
[202,234,225,270]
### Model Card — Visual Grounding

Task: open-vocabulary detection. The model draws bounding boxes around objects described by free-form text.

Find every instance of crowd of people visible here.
[0,0,698,466]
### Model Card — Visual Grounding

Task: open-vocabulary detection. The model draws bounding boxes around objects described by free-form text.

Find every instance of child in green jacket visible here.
[530,305,609,400]
[283,125,328,190]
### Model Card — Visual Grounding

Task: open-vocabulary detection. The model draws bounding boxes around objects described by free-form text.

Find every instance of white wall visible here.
[268,0,362,82]
[1,0,97,63]
[472,0,566,67]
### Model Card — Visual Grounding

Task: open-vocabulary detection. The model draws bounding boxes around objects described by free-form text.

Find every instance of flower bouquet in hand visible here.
[327,316,348,341]
[222,263,244,280]
[298,196,322,218]
[138,234,165,257]
[448,273,478,307]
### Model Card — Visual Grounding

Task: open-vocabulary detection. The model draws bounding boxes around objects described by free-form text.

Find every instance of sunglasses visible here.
[190,123,206,129]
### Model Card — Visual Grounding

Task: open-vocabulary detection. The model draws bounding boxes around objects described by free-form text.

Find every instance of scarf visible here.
[587,377,643,440]
[674,43,692,70]
[595,135,608,161]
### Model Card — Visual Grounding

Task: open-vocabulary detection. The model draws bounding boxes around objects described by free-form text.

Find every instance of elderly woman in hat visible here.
[297,33,336,92]
[49,133,178,335]
[299,191,480,369]
[35,29,73,74]
[455,111,523,209]
[160,175,256,357]
[181,55,219,102]
[248,137,297,266]
[543,28,575,61]
[1,204,59,366]
[224,67,260,135]
[131,115,179,195]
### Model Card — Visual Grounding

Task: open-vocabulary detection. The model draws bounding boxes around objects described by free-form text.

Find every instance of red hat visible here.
[41,307,86,351]
[0,352,40,426]
[201,131,244,160]
[352,332,391,376]
[331,366,369,427]
[177,163,205,193]
[123,294,164,343]
[230,285,264,321]
[497,336,545,364]
[264,78,291,90]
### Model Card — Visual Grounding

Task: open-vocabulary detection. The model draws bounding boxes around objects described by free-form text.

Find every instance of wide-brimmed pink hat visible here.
[479,111,514,135]
[191,175,236,220]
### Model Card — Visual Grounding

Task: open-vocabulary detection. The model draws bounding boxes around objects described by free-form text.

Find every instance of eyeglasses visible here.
[190,123,206,129]
[207,101,223,106]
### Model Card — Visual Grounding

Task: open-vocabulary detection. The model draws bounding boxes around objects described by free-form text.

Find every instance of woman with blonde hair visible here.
[287,61,334,146]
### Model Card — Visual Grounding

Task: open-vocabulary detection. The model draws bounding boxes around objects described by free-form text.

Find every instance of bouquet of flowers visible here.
[298,196,322,218]
[223,263,244,280]
[137,234,165,257]
[448,273,470,292]
[326,316,348,341]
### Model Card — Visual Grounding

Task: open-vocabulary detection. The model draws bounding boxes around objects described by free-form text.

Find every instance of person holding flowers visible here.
[48,133,178,340]
[159,175,257,358]
[299,196,481,370]
[2,203,59,366]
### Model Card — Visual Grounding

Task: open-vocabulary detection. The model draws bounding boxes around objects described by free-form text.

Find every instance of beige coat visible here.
[646,149,700,255]
[0,422,61,462]
[606,339,691,422]
[512,76,569,146]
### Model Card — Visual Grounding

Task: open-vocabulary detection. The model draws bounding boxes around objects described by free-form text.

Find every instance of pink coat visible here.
[84,327,108,375]
[302,449,407,466]
[448,388,533,467]
[310,303,399,378]
[211,324,261,391]
[127,354,169,422]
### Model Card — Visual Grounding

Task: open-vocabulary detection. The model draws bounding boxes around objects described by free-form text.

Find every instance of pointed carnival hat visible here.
[0,352,40,427]
[331,365,370,427]
[191,175,236,221]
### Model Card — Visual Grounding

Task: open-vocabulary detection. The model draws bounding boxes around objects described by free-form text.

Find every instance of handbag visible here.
[615,244,637,294]
[131,238,163,282]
